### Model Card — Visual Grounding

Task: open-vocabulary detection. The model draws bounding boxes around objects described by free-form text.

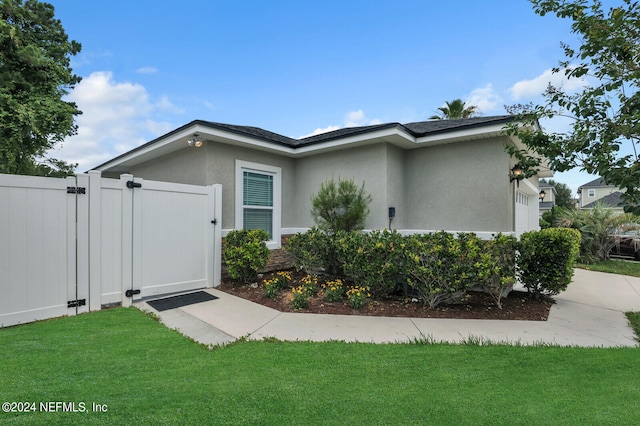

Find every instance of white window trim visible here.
[588,188,596,197]
[235,160,282,249]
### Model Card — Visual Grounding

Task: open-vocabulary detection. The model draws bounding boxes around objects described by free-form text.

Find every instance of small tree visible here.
[310,177,372,234]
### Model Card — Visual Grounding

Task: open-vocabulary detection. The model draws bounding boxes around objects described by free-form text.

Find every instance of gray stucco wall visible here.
[126,136,516,234]
[404,137,512,232]
[293,143,391,229]
[129,146,208,185]
[386,144,405,230]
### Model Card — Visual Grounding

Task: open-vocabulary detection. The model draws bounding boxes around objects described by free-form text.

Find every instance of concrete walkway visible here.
[136,268,640,348]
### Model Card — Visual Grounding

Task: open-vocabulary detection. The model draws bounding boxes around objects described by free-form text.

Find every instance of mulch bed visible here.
[218,269,553,321]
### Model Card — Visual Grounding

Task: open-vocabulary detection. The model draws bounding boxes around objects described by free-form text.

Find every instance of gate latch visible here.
[126,181,142,189]
[125,289,141,298]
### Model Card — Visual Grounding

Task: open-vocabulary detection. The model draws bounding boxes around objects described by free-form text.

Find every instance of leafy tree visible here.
[310,177,372,234]
[429,99,479,120]
[0,0,81,177]
[505,0,640,214]
[540,179,575,209]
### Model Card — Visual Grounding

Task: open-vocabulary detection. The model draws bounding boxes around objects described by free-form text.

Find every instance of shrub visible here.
[336,230,406,297]
[323,279,345,302]
[475,234,517,309]
[517,228,581,297]
[346,286,370,309]
[286,227,342,276]
[285,227,326,274]
[310,177,372,234]
[223,229,270,284]
[404,231,480,309]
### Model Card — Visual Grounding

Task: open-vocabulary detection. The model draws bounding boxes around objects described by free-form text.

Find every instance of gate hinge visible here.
[211,218,218,225]
[125,289,141,298]
[67,186,86,194]
[126,181,142,189]
[67,299,86,308]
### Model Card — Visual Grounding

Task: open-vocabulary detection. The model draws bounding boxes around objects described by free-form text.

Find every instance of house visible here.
[93,115,551,250]
[578,177,626,213]
[538,181,556,218]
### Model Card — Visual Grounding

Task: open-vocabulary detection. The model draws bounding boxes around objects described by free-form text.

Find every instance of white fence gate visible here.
[0,172,222,327]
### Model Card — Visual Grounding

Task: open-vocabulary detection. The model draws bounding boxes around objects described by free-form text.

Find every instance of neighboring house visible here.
[94,115,551,249]
[578,177,626,213]
[538,181,556,218]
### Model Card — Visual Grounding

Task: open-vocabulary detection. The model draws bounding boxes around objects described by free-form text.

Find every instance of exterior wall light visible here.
[510,164,523,186]
[539,189,546,201]
[188,134,203,148]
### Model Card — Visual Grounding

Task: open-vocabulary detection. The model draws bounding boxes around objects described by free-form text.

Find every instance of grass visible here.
[577,258,640,278]
[627,312,640,343]
[1,308,640,425]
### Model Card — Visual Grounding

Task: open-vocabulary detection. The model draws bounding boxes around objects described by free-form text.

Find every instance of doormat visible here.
[147,291,218,312]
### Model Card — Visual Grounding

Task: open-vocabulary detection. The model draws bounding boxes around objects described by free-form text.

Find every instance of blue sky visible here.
[51,0,601,194]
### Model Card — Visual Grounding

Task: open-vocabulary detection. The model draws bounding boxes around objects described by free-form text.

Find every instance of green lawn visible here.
[577,259,640,277]
[1,308,639,425]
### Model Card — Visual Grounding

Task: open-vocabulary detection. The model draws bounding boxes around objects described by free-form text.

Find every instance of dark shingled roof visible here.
[582,191,625,209]
[93,115,518,171]
[200,115,515,147]
[402,115,514,136]
[579,177,610,189]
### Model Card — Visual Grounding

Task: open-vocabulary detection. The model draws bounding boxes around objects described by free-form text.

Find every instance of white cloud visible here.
[466,84,502,114]
[509,68,588,100]
[298,110,382,138]
[136,66,158,74]
[54,71,176,170]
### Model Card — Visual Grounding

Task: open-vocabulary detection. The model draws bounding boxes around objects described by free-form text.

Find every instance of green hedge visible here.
[517,227,581,297]
[285,227,580,307]
[335,229,405,298]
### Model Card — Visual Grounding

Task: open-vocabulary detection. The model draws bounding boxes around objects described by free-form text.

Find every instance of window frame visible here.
[235,160,281,249]
[588,188,596,198]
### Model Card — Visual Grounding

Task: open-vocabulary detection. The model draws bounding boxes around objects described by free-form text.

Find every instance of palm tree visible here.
[556,202,640,262]
[429,99,480,120]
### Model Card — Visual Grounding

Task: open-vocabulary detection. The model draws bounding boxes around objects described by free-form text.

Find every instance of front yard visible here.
[1,308,639,424]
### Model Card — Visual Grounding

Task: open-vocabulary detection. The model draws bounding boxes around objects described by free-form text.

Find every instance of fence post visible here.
[88,171,102,311]
[75,173,90,314]
[66,176,78,317]
[120,174,134,307]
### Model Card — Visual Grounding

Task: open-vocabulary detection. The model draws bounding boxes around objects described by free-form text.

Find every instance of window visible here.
[588,189,596,197]
[235,160,281,249]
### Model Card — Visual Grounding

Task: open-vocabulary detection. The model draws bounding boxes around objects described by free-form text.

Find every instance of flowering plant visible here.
[322,279,345,303]
[346,286,370,309]
[291,286,309,310]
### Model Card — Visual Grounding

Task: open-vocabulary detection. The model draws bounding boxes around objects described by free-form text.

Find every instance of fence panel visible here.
[0,174,78,327]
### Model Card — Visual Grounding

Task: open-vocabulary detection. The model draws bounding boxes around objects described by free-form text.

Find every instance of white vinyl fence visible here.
[0,172,222,327]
